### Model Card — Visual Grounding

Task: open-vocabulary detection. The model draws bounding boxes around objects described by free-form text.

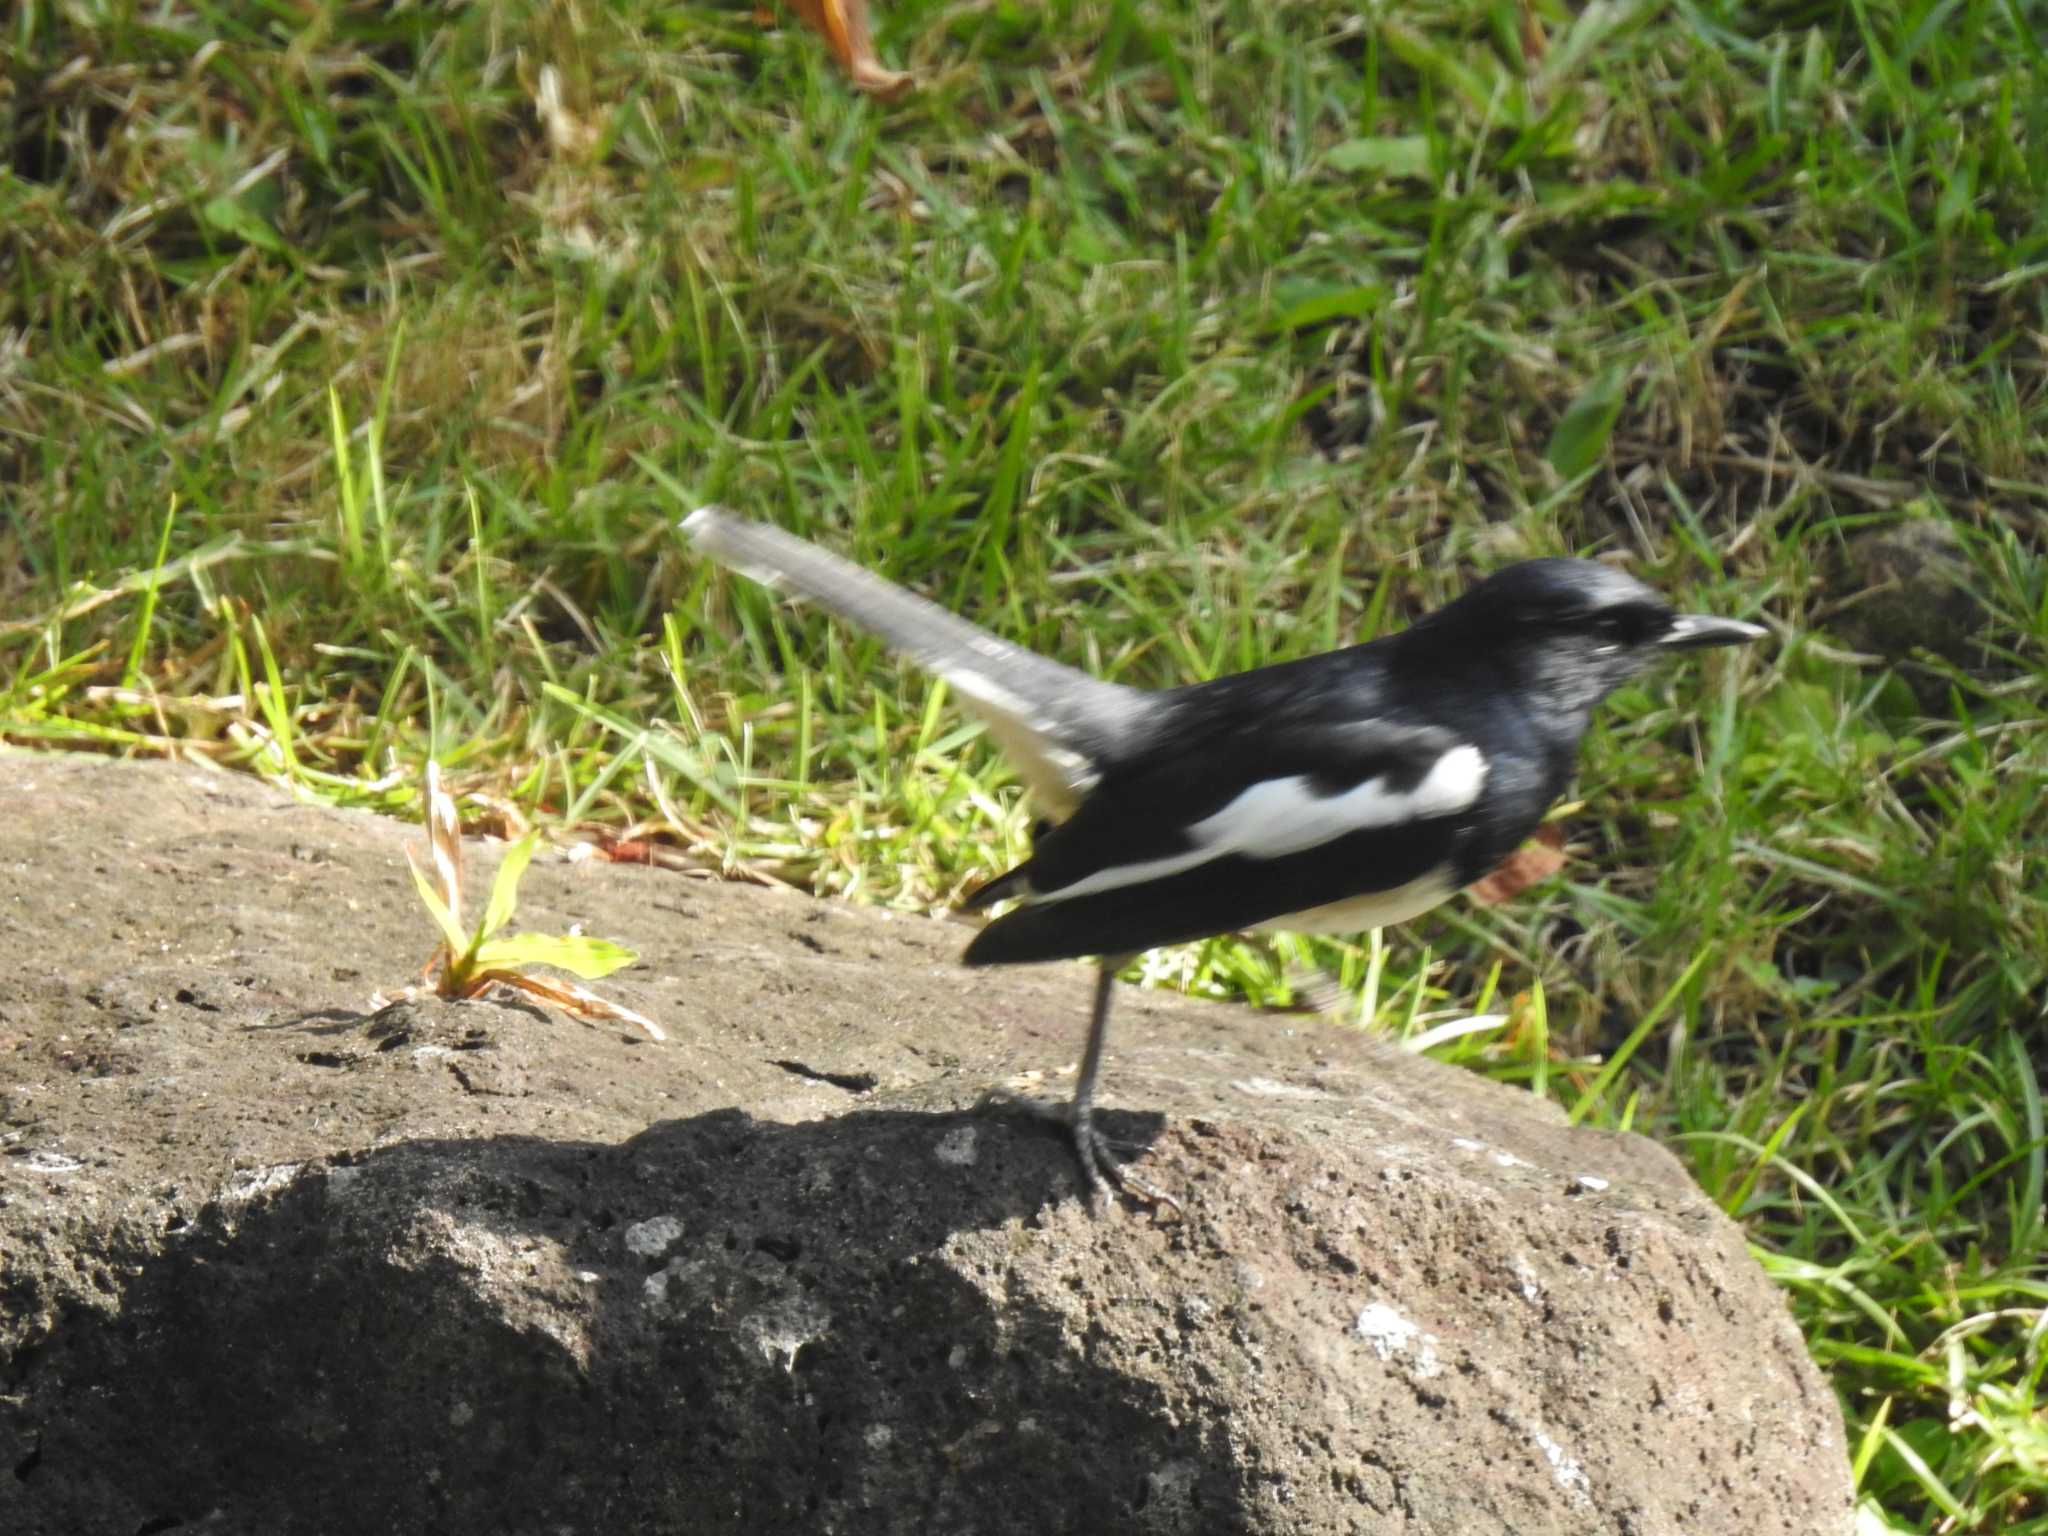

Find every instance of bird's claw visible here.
[978,1088,1182,1214]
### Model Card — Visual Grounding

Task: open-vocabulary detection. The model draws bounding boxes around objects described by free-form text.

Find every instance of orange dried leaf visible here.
[1518,0,1549,68]
[475,970,667,1042]
[784,0,913,98]
[1466,824,1569,906]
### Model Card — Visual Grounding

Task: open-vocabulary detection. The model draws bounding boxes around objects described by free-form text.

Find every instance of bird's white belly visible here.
[1253,868,1459,936]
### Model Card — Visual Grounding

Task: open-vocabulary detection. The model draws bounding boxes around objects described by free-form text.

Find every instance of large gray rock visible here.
[0,754,1852,1535]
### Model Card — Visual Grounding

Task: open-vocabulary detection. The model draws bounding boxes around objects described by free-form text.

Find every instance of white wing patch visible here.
[1194,744,1487,858]
[1039,744,1487,903]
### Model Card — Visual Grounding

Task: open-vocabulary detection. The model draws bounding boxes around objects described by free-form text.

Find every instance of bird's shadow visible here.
[6,1103,1229,1536]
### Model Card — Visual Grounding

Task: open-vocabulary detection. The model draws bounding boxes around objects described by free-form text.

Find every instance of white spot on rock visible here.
[1353,1302,1442,1379]
[624,1214,685,1258]
[1230,1076,1328,1100]
[1532,1428,1591,1499]
[23,1150,83,1174]
[1572,1173,1611,1193]
[222,1163,299,1201]
[1353,1302,1419,1358]
[934,1126,978,1166]
[1451,1137,1485,1153]
[864,1424,894,1450]
[449,1401,475,1428]
[741,1295,831,1373]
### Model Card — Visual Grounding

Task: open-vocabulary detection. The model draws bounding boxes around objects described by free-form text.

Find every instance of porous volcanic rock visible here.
[0,753,1853,1535]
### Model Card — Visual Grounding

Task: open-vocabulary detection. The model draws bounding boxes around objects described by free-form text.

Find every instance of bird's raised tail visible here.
[681,507,1157,812]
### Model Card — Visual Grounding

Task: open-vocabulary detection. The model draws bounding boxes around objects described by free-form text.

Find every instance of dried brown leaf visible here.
[1466,824,1569,906]
[472,969,667,1042]
[784,0,914,98]
[1519,0,1548,68]
[423,760,463,921]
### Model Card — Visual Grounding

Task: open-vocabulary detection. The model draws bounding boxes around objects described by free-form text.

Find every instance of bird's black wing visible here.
[964,717,1484,964]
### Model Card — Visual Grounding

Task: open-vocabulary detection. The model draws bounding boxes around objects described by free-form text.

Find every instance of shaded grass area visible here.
[4,0,2046,1527]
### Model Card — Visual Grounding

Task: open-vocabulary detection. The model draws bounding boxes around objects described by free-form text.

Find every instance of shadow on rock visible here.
[7,1106,1224,1536]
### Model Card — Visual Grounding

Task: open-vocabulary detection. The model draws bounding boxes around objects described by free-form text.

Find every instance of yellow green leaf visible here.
[200,195,288,255]
[1326,136,1433,181]
[479,832,540,944]
[1546,367,1627,480]
[473,932,638,980]
[405,845,470,957]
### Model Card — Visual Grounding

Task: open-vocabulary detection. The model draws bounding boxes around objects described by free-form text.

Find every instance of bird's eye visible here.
[1593,610,1651,650]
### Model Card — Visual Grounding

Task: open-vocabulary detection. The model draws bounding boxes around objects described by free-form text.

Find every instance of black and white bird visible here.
[681,508,1766,1202]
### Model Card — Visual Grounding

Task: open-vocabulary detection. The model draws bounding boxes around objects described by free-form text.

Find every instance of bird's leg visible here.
[985,955,1179,1212]
[1064,958,1126,1199]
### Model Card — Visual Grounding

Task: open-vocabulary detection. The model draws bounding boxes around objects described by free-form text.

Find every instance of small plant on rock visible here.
[393,761,665,1040]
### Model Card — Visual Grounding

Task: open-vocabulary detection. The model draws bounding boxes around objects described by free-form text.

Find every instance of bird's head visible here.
[1420,557,1767,720]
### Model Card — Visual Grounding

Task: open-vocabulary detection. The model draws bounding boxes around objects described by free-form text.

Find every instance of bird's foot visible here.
[978,1088,1182,1215]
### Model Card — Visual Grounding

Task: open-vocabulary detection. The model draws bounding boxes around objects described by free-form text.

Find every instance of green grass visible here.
[4,0,2046,1526]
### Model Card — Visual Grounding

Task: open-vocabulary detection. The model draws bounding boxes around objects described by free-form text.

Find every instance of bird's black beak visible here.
[1659,613,1769,650]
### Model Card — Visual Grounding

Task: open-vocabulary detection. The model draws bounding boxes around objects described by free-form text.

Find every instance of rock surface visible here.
[0,753,1853,1535]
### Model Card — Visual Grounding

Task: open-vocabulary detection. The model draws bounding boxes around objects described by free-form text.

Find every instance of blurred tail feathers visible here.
[682,507,1157,812]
